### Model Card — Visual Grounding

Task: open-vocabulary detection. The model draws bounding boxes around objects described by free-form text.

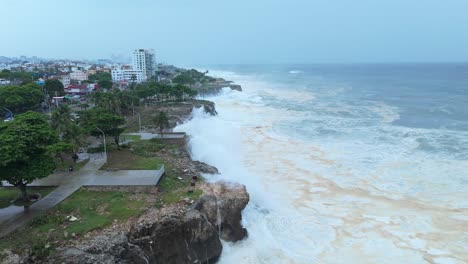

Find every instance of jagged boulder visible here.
[46,182,249,264]
[50,232,147,264]
[49,207,222,264]
[129,207,222,264]
[191,161,219,174]
[194,182,249,242]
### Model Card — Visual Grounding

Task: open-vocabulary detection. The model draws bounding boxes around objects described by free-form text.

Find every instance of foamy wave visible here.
[368,102,401,123]
[289,70,303,74]
[176,69,468,263]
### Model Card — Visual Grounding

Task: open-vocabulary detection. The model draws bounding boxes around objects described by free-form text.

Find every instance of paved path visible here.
[0,154,165,238]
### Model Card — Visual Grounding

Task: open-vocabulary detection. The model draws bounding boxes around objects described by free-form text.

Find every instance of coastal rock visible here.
[192,161,219,174]
[227,84,242,91]
[194,182,249,242]
[50,232,146,264]
[46,182,250,264]
[143,100,217,131]
[129,206,222,264]
[0,250,27,264]
[49,207,222,264]
[197,83,243,96]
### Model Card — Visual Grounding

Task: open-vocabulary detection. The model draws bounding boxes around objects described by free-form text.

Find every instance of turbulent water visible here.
[175,64,468,264]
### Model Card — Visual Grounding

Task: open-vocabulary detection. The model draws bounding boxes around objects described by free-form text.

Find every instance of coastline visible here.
[174,66,468,264]
[1,82,251,263]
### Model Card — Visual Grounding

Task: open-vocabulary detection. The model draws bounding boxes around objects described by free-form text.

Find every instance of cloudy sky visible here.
[1,0,467,64]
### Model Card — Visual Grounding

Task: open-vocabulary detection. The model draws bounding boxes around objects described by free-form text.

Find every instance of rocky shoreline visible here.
[47,182,249,264]
[1,100,250,264]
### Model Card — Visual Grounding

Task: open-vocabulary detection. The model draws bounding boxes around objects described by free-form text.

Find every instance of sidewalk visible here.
[0,153,164,238]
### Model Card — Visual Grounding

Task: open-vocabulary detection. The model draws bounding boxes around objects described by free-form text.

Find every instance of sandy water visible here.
[176,66,468,264]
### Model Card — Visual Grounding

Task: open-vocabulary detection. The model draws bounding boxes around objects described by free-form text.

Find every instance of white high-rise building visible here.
[132,49,156,81]
[111,49,156,83]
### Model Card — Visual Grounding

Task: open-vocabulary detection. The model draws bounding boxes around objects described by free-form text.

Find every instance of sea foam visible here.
[176,69,468,264]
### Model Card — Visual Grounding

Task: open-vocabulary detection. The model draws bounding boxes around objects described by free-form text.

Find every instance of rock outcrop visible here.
[195,182,249,242]
[128,207,222,264]
[143,99,217,130]
[46,182,249,264]
[191,161,219,175]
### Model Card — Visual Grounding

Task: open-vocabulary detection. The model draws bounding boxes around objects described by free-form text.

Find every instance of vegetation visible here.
[132,81,197,103]
[98,79,112,89]
[0,112,58,201]
[44,79,65,97]
[100,148,163,170]
[47,141,73,163]
[80,108,125,150]
[0,83,44,113]
[0,187,55,208]
[50,105,84,151]
[172,69,215,85]
[0,69,36,84]
[91,90,139,115]
[0,189,148,260]
[88,72,111,83]
[153,111,170,136]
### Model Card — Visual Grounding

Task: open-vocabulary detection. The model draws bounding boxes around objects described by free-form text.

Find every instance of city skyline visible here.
[1,0,468,65]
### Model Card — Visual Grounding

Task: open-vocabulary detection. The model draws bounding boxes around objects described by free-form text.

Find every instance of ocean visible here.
[175,64,468,264]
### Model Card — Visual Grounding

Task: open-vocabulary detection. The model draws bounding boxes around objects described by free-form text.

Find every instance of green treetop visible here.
[0,111,58,201]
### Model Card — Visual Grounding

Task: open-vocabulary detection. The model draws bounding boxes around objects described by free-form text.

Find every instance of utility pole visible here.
[96,127,107,163]
[135,112,141,133]
[55,91,59,108]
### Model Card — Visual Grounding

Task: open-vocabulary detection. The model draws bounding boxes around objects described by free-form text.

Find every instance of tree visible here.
[88,72,111,82]
[98,79,112,90]
[0,112,58,201]
[80,103,90,110]
[0,83,44,113]
[92,91,122,115]
[48,141,73,162]
[83,108,125,150]
[153,111,170,137]
[173,73,195,85]
[51,105,83,151]
[44,79,65,97]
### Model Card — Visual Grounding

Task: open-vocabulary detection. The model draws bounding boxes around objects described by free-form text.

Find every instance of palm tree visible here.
[153,111,170,137]
[51,105,83,152]
[51,105,73,135]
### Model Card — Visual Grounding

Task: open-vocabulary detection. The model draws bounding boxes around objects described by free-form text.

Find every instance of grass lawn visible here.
[0,187,55,209]
[100,149,164,170]
[0,188,148,260]
[55,158,89,172]
[121,134,141,142]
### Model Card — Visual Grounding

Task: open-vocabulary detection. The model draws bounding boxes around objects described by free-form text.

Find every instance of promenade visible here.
[0,153,165,238]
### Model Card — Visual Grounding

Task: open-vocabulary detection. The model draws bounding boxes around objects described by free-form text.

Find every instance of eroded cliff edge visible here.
[46,182,249,264]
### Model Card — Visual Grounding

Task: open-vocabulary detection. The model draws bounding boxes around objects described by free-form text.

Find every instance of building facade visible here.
[70,71,88,81]
[111,49,156,83]
[111,68,145,83]
[132,49,156,81]
[58,74,71,86]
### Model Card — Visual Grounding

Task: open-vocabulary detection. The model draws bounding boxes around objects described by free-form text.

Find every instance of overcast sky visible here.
[1,0,467,64]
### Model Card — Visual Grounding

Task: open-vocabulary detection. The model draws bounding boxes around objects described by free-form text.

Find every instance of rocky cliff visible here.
[43,182,249,264]
[135,99,217,132]
[194,182,249,242]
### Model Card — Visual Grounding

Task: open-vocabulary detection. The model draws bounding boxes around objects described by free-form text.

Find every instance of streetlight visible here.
[96,127,107,163]
[135,112,141,133]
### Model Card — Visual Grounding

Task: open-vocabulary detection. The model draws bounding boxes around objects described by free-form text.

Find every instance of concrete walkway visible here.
[0,153,165,238]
